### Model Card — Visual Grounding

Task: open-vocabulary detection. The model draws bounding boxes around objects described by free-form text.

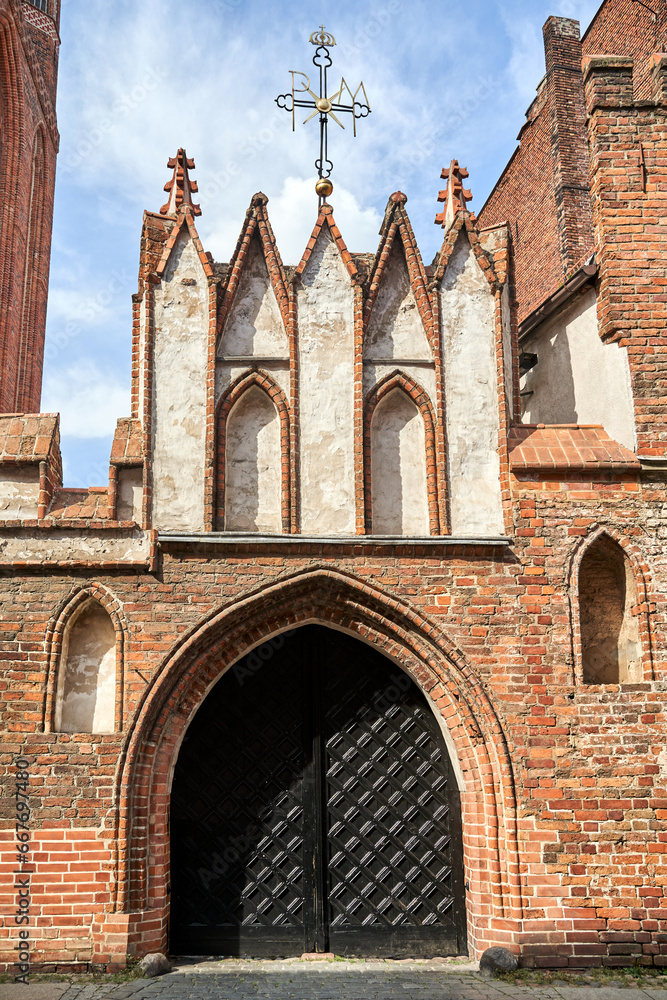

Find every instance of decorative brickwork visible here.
[363,370,440,535]
[1,0,667,976]
[215,369,291,532]
[0,0,59,412]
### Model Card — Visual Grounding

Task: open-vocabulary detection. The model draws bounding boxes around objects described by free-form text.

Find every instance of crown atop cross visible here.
[310,25,336,47]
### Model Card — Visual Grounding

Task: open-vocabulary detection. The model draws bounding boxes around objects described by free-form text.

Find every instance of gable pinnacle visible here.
[160,148,202,217]
[435,159,473,230]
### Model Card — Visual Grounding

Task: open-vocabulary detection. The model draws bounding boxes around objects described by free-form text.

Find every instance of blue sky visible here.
[43,0,602,487]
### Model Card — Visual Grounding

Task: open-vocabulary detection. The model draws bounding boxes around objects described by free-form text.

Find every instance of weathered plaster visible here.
[152,231,209,532]
[218,238,288,359]
[55,603,116,734]
[225,386,282,533]
[521,288,636,451]
[440,232,504,537]
[371,388,429,535]
[0,465,40,519]
[117,468,143,523]
[0,530,150,564]
[364,245,432,361]
[215,363,290,410]
[297,229,356,535]
[363,365,437,408]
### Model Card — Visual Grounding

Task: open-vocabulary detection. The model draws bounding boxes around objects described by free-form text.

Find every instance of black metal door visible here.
[170,626,467,957]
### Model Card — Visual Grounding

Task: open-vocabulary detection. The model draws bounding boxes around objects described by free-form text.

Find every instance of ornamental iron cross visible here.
[275,26,371,201]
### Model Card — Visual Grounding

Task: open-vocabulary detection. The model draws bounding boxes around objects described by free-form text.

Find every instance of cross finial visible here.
[277,28,370,202]
[435,159,473,230]
[160,148,201,217]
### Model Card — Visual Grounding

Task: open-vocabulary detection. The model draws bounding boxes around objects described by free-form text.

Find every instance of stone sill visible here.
[159,533,512,549]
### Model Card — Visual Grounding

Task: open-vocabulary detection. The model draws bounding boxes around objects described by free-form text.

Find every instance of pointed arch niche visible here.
[365,373,439,535]
[572,530,652,686]
[45,589,126,734]
[216,371,290,533]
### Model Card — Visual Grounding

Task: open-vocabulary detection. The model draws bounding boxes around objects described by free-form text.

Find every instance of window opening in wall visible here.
[27,0,49,12]
[579,535,642,685]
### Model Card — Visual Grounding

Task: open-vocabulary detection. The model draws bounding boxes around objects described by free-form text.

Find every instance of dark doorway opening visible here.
[170,625,467,957]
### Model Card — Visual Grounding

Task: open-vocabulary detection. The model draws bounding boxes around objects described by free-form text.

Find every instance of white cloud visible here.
[251,176,383,265]
[42,363,129,440]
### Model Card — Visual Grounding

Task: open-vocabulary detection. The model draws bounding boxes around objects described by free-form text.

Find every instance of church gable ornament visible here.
[275,26,371,201]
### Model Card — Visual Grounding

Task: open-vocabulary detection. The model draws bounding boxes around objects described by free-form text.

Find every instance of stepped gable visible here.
[435,160,474,230]
[160,148,201,217]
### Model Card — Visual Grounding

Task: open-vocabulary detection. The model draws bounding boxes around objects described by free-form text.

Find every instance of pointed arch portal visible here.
[169,624,467,958]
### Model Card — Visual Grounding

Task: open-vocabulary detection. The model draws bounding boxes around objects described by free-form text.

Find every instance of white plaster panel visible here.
[215,363,290,410]
[0,465,40,519]
[219,238,288,358]
[152,231,209,532]
[56,603,116,734]
[297,229,356,535]
[0,530,150,563]
[225,386,282,533]
[364,246,432,361]
[521,288,636,451]
[117,468,143,523]
[363,365,437,409]
[440,233,504,536]
[371,388,429,536]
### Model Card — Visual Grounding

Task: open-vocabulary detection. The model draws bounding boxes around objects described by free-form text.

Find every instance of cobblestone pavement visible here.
[2,961,667,1000]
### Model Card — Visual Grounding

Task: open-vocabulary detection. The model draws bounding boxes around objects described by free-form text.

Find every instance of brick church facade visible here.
[1,0,666,973]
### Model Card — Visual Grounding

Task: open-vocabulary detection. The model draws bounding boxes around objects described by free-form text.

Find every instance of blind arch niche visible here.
[55,600,117,733]
[370,386,430,536]
[578,533,642,685]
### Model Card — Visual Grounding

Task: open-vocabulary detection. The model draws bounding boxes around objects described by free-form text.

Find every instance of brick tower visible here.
[0,0,60,414]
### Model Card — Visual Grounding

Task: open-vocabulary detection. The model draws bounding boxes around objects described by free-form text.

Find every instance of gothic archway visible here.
[112,568,522,958]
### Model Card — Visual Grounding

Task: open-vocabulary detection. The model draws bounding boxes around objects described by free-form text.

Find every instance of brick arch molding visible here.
[215,368,291,531]
[112,567,524,958]
[364,370,440,534]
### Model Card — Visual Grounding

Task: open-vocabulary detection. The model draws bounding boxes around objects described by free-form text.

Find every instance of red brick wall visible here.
[0,0,59,414]
[478,17,594,327]
[584,52,667,454]
[0,501,664,969]
[583,0,667,99]
[478,0,667,329]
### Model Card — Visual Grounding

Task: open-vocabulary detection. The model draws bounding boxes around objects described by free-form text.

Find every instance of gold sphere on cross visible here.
[316,97,333,113]
[316,178,334,199]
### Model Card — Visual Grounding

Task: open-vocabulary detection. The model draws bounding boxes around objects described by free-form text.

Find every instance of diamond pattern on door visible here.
[324,643,463,949]
[170,626,467,957]
[170,638,308,953]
